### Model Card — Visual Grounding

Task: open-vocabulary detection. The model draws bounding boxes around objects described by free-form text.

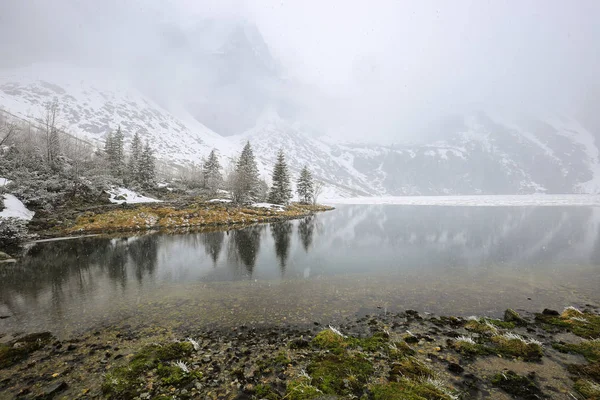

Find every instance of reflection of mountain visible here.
[271,222,293,273]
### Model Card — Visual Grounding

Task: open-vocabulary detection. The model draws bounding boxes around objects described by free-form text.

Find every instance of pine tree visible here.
[128,131,142,183]
[138,141,156,188]
[203,149,223,193]
[268,150,292,205]
[232,141,260,204]
[105,126,125,178]
[296,165,314,204]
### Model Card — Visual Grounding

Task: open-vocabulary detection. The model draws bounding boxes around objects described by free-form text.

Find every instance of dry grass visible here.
[67,202,333,234]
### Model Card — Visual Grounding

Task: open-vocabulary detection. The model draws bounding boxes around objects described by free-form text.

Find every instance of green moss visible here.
[312,329,390,354]
[254,383,280,400]
[157,363,202,386]
[286,378,323,400]
[465,319,497,334]
[574,379,600,399]
[307,353,373,396]
[452,339,492,357]
[257,350,291,374]
[491,335,543,361]
[567,362,600,383]
[389,357,433,380]
[102,341,195,398]
[0,332,53,369]
[371,379,457,400]
[553,340,600,362]
[312,329,348,353]
[491,370,544,400]
[388,341,416,358]
[536,310,600,339]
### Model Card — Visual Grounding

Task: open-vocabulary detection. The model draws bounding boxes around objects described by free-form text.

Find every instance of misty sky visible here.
[1,0,599,142]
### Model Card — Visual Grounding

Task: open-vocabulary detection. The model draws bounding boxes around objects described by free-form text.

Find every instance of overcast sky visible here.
[1,0,599,142]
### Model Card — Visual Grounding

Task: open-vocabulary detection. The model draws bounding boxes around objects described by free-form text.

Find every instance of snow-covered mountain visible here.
[1,63,600,197]
[0,64,232,164]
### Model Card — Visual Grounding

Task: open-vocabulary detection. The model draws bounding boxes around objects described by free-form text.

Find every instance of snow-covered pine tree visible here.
[128,131,142,183]
[296,165,314,204]
[268,149,292,205]
[138,141,156,188]
[105,126,125,178]
[232,141,260,204]
[203,149,223,193]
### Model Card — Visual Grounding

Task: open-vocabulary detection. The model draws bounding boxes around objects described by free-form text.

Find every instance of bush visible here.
[0,217,28,247]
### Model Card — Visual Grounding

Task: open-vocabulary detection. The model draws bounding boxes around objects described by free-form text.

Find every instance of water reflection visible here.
[1,205,600,335]
[272,221,292,273]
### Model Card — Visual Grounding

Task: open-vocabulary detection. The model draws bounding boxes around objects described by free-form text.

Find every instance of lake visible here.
[1,202,600,338]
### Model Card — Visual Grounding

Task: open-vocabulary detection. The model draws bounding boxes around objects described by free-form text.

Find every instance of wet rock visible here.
[448,363,464,374]
[542,308,560,316]
[0,251,16,263]
[504,308,527,326]
[37,381,67,399]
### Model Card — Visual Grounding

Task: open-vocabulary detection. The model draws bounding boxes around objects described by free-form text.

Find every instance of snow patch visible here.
[1,194,35,220]
[252,202,285,210]
[0,177,11,187]
[208,199,232,203]
[107,187,162,204]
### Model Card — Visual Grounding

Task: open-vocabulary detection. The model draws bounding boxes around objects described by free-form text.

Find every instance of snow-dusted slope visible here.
[0,63,231,164]
[1,64,599,196]
[230,109,374,197]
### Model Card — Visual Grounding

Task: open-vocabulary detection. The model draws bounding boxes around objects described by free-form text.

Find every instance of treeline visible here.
[0,99,323,212]
[182,142,323,205]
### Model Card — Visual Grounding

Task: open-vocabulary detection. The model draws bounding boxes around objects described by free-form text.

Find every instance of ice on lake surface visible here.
[325,194,600,206]
[1,201,600,337]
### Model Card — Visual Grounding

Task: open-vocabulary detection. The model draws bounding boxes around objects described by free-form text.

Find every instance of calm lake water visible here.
[1,204,600,338]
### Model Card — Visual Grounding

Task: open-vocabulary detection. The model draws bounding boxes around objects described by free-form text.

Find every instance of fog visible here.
[1,0,599,142]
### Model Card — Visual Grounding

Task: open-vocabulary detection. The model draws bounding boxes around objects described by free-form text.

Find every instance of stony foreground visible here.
[0,306,599,399]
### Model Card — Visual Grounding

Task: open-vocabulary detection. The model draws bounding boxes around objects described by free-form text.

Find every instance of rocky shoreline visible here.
[1,305,599,399]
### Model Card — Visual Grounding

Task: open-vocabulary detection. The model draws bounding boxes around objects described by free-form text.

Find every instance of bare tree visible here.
[313,180,325,205]
[42,98,61,169]
[0,121,18,147]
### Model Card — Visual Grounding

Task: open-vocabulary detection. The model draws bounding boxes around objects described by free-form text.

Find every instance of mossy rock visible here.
[504,309,528,326]
[371,379,457,400]
[567,362,600,383]
[389,357,433,381]
[491,335,543,361]
[307,353,373,396]
[254,383,281,400]
[535,308,600,339]
[553,340,600,362]
[491,370,545,400]
[312,329,390,354]
[574,379,600,400]
[286,378,324,400]
[452,339,492,358]
[102,341,194,399]
[0,332,53,369]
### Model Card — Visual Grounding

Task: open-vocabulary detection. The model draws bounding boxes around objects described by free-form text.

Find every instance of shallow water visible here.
[1,204,600,337]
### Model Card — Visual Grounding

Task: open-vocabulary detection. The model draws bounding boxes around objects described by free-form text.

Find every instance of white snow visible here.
[324,194,600,207]
[252,202,285,210]
[208,199,232,203]
[0,177,11,187]
[0,194,35,220]
[107,187,162,204]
